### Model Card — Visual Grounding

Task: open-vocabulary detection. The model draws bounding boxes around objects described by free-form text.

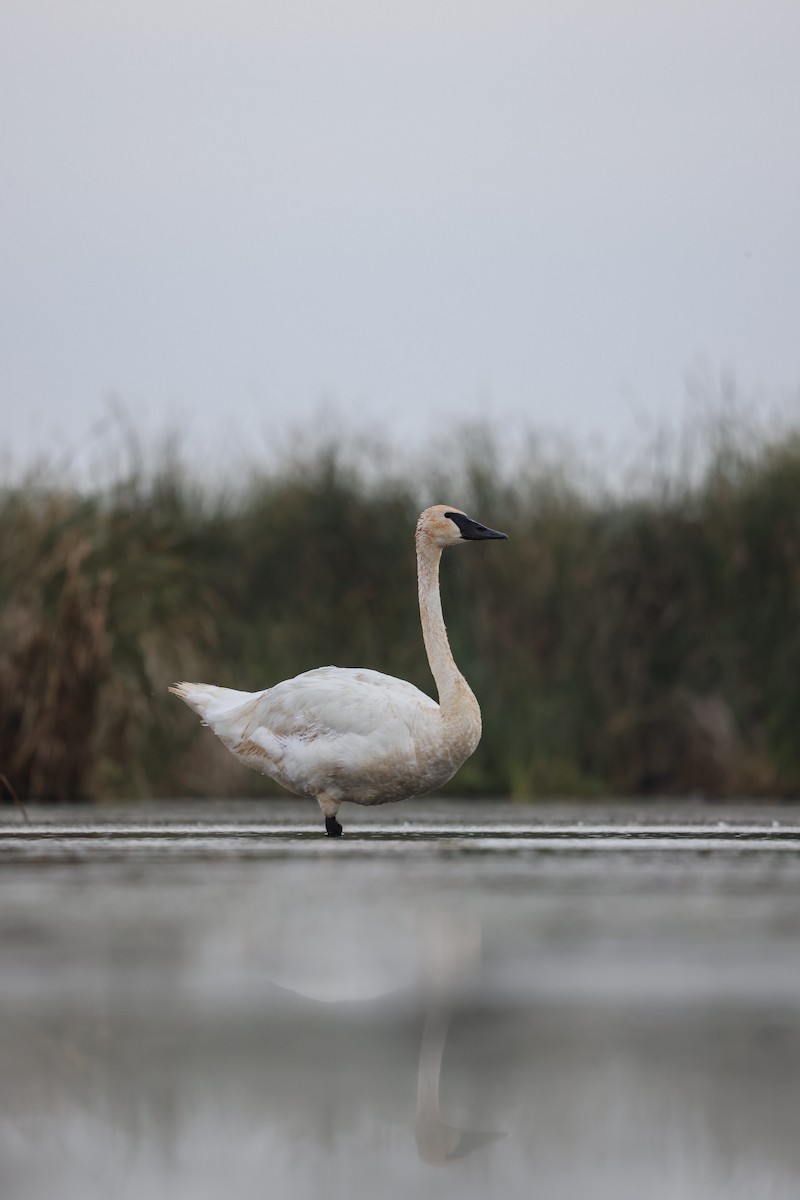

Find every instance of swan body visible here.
[170,505,507,834]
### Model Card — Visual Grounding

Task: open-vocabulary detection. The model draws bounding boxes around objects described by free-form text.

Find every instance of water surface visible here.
[2,800,800,1199]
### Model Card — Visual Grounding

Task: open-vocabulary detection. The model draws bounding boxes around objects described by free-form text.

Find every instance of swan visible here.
[169,504,507,835]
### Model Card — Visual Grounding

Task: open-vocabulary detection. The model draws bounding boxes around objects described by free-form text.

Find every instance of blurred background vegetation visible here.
[3,412,800,803]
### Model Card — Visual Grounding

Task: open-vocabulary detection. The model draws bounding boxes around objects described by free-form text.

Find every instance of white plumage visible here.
[170,504,507,835]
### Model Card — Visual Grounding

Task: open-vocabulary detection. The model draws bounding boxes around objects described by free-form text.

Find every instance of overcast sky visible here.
[2,0,799,472]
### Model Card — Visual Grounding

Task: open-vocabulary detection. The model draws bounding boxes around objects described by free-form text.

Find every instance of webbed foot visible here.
[325,815,343,837]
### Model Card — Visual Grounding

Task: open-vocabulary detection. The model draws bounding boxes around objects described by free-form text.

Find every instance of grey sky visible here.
[2,0,799,470]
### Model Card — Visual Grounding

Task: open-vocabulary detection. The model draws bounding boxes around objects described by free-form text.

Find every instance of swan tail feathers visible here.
[169,681,253,725]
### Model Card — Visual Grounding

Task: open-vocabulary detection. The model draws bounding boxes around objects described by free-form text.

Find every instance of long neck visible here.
[416,535,471,708]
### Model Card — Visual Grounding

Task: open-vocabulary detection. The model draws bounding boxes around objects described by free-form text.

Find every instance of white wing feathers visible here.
[172,667,441,804]
[172,667,438,763]
[231,668,435,739]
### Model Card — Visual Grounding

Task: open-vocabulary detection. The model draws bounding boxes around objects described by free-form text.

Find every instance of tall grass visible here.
[3,417,800,801]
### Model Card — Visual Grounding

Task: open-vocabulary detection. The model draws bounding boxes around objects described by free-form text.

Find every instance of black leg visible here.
[325,815,343,838]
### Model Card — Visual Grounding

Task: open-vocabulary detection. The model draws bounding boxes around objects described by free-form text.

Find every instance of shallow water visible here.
[2,800,800,1200]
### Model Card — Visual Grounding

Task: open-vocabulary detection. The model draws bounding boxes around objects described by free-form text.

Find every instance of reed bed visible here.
[3,419,800,801]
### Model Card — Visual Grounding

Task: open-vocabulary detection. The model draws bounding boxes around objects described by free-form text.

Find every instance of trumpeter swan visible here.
[170,504,507,835]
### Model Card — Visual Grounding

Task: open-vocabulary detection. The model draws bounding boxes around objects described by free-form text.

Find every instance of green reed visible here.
[3,418,800,800]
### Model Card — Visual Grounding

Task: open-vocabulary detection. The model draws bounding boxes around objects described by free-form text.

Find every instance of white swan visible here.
[169,505,507,835]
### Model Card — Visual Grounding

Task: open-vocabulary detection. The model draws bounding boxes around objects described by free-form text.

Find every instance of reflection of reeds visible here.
[4,419,800,800]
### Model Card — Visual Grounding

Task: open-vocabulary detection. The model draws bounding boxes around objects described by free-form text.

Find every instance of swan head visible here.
[417,505,509,548]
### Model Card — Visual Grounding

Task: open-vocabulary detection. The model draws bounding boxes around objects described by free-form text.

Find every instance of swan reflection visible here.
[257,906,506,1166]
[415,911,507,1165]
